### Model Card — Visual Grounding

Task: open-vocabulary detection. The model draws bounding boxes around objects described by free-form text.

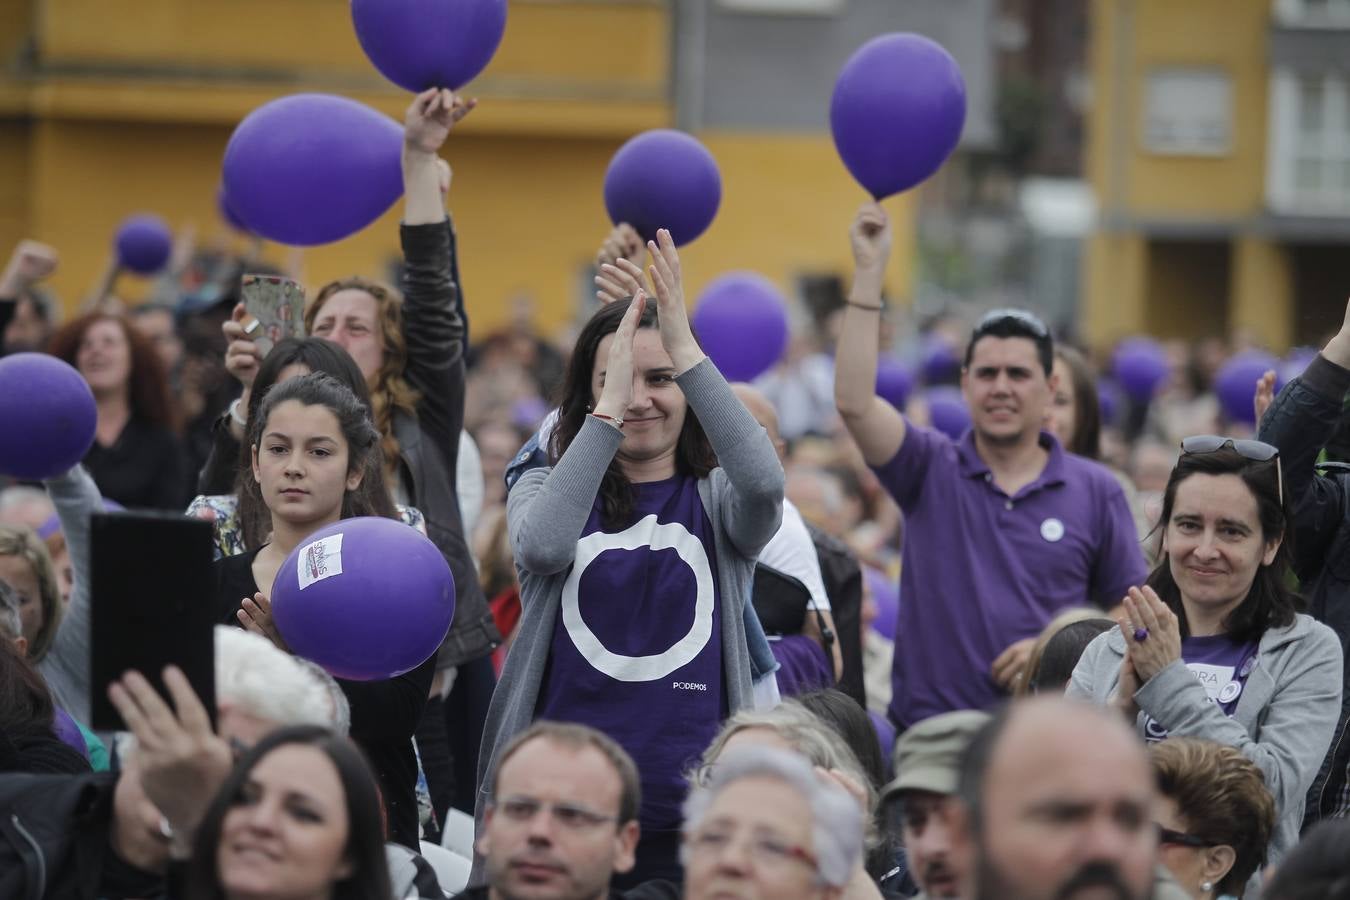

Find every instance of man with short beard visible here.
[952,698,1158,900]
[880,710,989,899]
[465,721,650,900]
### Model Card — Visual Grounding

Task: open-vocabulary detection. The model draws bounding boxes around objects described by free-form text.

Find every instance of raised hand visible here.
[1253,369,1276,428]
[0,239,59,296]
[107,667,233,846]
[849,202,892,275]
[596,257,648,307]
[645,229,705,372]
[592,292,648,420]
[404,87,476,156]
[1121,585,1181,683]
[222,302,263,389]
[596,223,647,299]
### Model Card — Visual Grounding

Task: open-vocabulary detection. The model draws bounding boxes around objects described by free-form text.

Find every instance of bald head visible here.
[731,383,785,461]
[960,698,1158,900]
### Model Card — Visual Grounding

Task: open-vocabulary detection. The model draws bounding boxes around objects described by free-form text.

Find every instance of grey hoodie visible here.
[1068,613,1342,868]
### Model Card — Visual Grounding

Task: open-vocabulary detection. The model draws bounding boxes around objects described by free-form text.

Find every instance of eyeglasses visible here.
[489,796,618,831]
[1156,824,1216,849]
[686,826,818,871]
[972,308,1050,340]
[1180,435,1283,506]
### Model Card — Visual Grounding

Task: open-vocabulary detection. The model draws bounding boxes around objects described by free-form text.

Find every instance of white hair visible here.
[214,626,347,734]
[682,745,863,888]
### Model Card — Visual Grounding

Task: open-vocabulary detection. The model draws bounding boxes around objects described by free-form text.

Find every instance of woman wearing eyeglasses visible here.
[1068,437,1342,871]
[1149,737,1275,900]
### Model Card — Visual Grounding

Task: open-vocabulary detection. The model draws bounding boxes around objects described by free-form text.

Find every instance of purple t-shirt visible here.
[873,426,1148,728]
[536,474,724,831]
[1143,634,1259,742]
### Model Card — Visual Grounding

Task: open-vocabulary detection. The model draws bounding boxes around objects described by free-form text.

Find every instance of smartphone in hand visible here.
[240,273,305,358]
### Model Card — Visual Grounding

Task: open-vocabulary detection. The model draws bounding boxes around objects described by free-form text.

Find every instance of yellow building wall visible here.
[1083,0,1287,349]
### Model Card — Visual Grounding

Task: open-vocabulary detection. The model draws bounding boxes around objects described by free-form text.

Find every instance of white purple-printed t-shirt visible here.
[1142,634,1259,743]
[535,474,726,830]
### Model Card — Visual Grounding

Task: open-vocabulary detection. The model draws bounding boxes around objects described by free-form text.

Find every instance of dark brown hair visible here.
[48,312,178,431]
[1148,446,1299,643]
[1151,737,1275,896]
[546,297,715,529]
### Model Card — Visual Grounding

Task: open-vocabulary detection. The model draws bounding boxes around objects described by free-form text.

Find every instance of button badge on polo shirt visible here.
[1219,680,1243,704]
[1040,518,1065,542]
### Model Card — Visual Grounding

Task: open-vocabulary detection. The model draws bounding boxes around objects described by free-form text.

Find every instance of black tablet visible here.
[89,510,218,732]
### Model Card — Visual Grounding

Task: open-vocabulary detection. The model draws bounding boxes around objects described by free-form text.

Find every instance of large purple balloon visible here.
[0,354,97,480]
[1112,337,1170,404]
[271,517,455,681]
[875,356,915,410]
[1215,350,1280,425]
[604,130,722,246]
[692,272,789,382]
[114,214,172,274]
[216,185,250,233]
[351,0,508,92]
[925,385,971,439]
[830,33,967,199]
[222,94,403,246]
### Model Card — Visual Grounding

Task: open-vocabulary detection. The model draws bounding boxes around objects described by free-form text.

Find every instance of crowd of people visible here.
[2,86,1350,900]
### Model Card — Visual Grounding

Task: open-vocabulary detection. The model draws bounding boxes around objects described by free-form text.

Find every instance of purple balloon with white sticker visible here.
[351,0,508,92]
[271,517,455,681]
[830,33,967,199]
[692,272,789,382]
[114,214,172,274]
[604,130,722,246]
[0,353,97,481]
[223,94,404,246]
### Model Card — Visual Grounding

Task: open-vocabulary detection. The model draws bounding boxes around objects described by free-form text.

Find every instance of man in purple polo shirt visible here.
[833,202,1147,730]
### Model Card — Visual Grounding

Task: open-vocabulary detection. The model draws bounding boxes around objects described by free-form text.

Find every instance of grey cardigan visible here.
[473,358,784,844]
[1067,614,1343,865]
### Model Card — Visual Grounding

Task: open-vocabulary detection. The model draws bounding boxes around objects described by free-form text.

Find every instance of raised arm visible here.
[834,203,906,467]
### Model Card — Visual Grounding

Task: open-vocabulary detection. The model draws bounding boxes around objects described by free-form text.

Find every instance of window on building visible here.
[1267,70,1350,215]
[1273,0,1350,27]
[1141,68,1233,156]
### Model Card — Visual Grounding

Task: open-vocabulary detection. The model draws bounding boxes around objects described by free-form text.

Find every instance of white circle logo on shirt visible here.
[560,514,714,683]
[1219,681,1243,704]
[1040,518,1065,542]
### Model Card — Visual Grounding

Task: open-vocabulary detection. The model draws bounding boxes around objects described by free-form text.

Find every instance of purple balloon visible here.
[864,566,898,641]
[1280,347,1318,386]
[223,94,403,246]
[0,354,97,481]
[1215,350,1280,425]
[114,214,172,274]
[830,33,967,199]
[1097,379,1123,427]
[875,356,915,410]
[921,334,961,385]
[271,517,455,681]
[692,272,789,382]
[925,385,971,440]
[351,0,508,92]
[604,130,722,246]
[216,185,249,233]
[1111,337,1170,404]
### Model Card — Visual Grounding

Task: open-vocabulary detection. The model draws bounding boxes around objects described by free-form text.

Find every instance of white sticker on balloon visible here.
[1219,680,1243,705]
[297,533,344,591]
[1040,518,1065,542]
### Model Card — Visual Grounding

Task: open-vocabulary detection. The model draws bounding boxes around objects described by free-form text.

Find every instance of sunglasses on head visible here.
[972,308,1050,340]
[1179,435,1283,506]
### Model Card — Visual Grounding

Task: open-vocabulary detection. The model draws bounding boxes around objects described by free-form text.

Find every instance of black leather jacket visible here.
[1258,353,1350,822]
